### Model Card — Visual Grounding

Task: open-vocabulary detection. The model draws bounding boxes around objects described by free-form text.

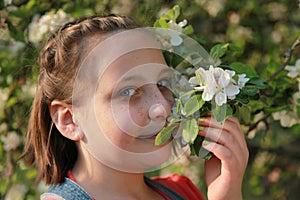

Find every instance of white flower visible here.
[8,40,25,58]
[272,110,299,127]
[28,9,73,44]
[192,65,244,106]
[4,0,12,6]
[272,91,300,127]
[168,19,187,32]
[21,81,37,99]
[238,74,250,87]
[1,131,20,151]
[0,123,8,132]
[167,19,187,46]
[285,59,300,78]
[293,91,300,106]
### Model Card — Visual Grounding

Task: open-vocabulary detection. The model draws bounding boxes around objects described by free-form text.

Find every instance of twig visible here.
[266,36,300,83]
[246,113,271,135]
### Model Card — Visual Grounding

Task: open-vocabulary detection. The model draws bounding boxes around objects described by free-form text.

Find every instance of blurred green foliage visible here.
[0,0,300,199]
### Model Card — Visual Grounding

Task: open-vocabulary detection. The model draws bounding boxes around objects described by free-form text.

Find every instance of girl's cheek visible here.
[129,99,149,127]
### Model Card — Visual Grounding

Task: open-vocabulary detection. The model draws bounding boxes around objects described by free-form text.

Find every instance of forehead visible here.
[98,49,169,90]
[76,29,169,95]
[80,29,164,76]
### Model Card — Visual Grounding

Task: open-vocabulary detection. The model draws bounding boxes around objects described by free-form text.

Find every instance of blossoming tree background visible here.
[0,0,300,199]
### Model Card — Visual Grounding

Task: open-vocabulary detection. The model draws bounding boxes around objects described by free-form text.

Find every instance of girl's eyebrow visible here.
[119,67,172,83]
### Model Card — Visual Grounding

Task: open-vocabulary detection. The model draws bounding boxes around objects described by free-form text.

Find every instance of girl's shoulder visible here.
[150,174,205,200]
[40,178,93,200]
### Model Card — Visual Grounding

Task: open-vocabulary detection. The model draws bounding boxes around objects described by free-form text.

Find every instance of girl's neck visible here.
[71,143,163,200]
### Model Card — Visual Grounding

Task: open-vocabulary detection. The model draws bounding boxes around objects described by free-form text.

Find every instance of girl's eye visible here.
[120,88,138,97]
[157,79,171,88]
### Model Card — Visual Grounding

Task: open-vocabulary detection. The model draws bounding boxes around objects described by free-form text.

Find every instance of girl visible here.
[22,14,248,200]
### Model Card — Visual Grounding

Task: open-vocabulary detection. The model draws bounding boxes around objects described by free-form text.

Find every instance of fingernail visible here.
[198,126,204,131]
[198,117,206,123]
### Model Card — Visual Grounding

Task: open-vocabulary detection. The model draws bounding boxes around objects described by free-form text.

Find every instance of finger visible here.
[199,116,247,152]
[202,141,246,175]
[198,127,232,147]
[199,120,249,165]
[199,128,246,167]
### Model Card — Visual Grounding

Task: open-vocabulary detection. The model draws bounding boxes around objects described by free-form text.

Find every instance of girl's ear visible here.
[50,100,83,141]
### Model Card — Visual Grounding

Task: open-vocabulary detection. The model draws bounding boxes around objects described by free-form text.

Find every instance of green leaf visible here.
[181,90,197,100]
[166,9,175,20]
[183,25,194,35]
[236,92,250,104]
[155,124,177,146]
[228,62,258,78]
[190,135,204,156]
[213,103,233,122]
[296,106,300,119]
[6,19,25,42]
[154,18,169,28]
[184,94,205,117]
[243,87,259,96]
[236,105,251,124]
[176,99,182,114]
[5,97,17,108]
[182,118,199,144]
[199,148,213,160]
[172,5,180,20]
[248,77,268,89]
[210,43,229,60]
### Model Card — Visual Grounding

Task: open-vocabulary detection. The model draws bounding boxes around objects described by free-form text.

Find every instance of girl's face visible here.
[94,48,174,153]
[74,30,181,171]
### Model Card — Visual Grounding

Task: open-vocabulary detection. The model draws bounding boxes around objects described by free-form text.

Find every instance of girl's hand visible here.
[198,116,249,200]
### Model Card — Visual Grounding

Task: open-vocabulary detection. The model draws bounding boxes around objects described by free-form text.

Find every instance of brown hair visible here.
[21,14,138,185]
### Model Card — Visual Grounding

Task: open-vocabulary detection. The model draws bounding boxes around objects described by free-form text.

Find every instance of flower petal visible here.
[170,35,183,46]
[188,76,198,86]
[285,65,298,78]
[178,19,188,27]
[225,84,240,97]
[219,71,231,87]
[215,91,227,106]
[238,74,249,87]
[202,88,214,101]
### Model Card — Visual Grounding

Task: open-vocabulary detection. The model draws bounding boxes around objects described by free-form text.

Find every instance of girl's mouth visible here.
[137,133,159,139]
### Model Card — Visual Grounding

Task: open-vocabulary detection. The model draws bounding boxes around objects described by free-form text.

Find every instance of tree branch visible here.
[266,36,300,83]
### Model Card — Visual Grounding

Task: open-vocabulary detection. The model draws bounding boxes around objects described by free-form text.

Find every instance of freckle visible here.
[137,106,145,117]
[119,105,129,111]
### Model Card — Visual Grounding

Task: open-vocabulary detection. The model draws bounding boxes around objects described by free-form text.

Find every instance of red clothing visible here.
[152,174,205,200]
[67,171,204,200]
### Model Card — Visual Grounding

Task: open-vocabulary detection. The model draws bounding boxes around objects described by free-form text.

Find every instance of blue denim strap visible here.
[41,177,186,200]
[41,178,93,200]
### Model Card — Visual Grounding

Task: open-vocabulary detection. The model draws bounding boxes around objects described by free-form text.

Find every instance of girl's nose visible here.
[148,88,172,121]
[148,104,167,120]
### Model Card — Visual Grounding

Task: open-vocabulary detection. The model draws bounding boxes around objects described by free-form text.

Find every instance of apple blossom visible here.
[28,9,73,44]
[272,110,299,127]
[167,19,188,46]
[190,65,248,106]
[1,131,20,151]
[285,59,300,78]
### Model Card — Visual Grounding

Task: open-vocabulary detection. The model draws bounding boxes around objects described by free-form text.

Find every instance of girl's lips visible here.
[137,133,159,139]
[137,122,167,139]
